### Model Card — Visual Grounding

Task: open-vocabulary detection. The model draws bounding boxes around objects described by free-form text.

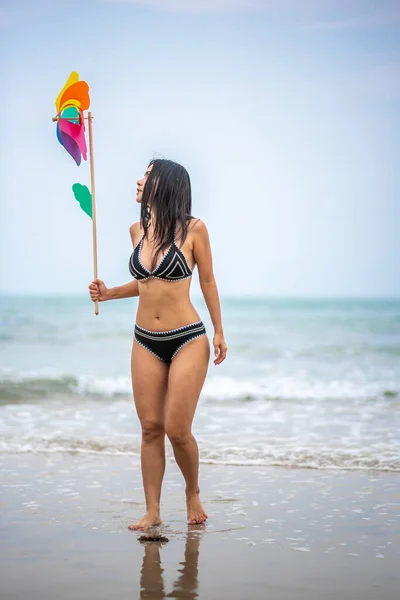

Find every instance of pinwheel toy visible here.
[53,71,99,314]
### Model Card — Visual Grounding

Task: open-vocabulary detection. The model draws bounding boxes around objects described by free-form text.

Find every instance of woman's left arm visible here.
[192,220,228,365]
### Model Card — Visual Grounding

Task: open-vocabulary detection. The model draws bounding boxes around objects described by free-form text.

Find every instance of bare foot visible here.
[128,512,162,531]
[186,491,208,525]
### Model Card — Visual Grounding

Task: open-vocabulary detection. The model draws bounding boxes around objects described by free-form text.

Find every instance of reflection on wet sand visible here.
[140,529,202,599]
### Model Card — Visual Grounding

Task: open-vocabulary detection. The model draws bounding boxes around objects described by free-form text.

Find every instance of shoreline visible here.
[1,453,399,599]
[1,449,400,473]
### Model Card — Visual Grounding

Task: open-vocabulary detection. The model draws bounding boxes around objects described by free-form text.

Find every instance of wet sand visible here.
[1,453,399,599]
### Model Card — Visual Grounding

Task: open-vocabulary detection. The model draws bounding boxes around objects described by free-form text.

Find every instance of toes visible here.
[128,523,145,530]
[188,514,207,524]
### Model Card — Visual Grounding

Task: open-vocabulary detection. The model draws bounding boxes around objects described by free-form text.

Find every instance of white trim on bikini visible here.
[135,325,205,342]
[135,321,203,335]
[135,274,192,282]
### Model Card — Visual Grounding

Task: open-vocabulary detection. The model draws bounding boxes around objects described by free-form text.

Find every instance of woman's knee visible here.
[141,419,165,443]
[165,424,192,446]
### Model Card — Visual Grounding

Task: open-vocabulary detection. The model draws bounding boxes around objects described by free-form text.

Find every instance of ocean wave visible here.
[0,371,398,405]
[1,436,399,472]
[0,374,80,402]
[0,371,132,403]
[203,376,399,404]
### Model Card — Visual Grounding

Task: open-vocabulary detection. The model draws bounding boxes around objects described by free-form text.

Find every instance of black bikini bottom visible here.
[134,321,207,364]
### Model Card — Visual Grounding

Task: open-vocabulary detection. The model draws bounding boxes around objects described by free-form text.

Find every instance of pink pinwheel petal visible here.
[59,116,87,161]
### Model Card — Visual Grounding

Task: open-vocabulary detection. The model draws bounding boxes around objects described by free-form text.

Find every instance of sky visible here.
[0,0,399,298]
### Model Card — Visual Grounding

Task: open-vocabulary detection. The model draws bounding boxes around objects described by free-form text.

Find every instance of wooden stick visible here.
[52,115,89,122]
[87,111,99,316]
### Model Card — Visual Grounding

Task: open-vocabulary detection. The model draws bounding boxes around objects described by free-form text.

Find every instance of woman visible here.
[89,159,227,530]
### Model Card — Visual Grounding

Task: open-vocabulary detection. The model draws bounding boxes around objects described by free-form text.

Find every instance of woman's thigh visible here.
[165,335,210,433]
[131,340,169,427]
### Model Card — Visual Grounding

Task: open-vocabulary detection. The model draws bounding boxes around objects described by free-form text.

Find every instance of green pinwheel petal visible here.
[72,183,92,218]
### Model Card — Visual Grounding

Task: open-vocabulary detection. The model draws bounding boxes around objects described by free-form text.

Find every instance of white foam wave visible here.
[202,375,397,402]
[0,437,399,472]
[1,369,397,403]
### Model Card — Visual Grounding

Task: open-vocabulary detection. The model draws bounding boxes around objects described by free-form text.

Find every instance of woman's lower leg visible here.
[168,431,208,523]
[141,427,166,513]
[128,427,165,530]
[169,431,199,494]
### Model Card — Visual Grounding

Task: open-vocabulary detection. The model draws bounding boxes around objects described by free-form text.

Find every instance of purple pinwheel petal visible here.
[58,130,82,166]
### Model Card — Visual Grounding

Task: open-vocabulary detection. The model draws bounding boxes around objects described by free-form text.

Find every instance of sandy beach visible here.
[1,453,399,599]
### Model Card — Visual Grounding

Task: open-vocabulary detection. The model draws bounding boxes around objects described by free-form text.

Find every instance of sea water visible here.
[1,295,399,471]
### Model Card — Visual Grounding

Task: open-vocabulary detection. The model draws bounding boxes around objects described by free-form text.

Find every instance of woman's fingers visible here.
[88,281,100,301]
[214,344,228,365]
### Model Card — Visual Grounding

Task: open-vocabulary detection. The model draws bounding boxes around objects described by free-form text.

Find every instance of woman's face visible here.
[136,164,153,203]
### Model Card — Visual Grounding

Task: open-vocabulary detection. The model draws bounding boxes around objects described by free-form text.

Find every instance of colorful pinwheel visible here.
[55,71,90,166]
[53,71,99,314]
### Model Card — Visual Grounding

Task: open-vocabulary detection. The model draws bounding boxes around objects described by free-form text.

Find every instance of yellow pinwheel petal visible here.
[60,99,81,112]
[55,71,79,113]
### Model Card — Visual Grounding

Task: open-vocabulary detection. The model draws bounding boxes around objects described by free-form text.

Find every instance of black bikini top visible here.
[129,233,193,282]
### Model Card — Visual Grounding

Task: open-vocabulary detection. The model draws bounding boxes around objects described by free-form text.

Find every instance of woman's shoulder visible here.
[129,221,143,245]
[129,221,142,233]
[188,217,207,231]
[188,217,208,238]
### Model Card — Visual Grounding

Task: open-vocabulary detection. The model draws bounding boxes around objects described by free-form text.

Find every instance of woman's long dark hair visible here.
[140,159,193,271]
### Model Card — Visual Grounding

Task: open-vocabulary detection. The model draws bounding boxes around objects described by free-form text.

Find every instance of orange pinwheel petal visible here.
[59,81,90,113]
